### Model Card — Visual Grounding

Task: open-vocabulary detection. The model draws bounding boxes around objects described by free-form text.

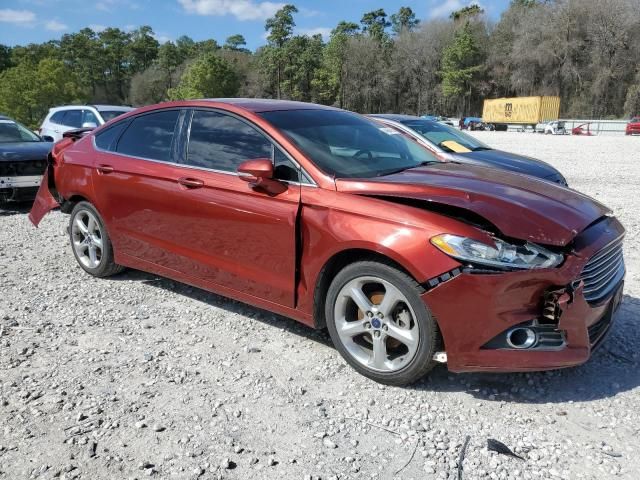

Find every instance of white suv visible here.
[39,105,134,142]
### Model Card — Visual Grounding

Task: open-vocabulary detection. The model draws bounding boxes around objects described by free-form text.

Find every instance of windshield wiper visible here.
[471,147,492,151]
[376,161,436,177]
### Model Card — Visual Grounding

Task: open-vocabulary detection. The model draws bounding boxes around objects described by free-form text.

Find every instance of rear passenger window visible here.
[50,111,66,125]
[116,110,180,162]
[63,110,82,128]
[186,110,271,172]
[95,122,127,151]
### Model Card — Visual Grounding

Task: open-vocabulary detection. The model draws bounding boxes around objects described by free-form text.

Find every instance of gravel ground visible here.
[1,132,639,480]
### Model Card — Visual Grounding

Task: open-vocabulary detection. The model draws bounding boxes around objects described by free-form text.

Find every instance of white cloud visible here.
[45,20,68,32]
[297,27,331,40]
[429,0,484,19]
[89,24,107,32]
[0,9,36,24]
[178,0,285,21]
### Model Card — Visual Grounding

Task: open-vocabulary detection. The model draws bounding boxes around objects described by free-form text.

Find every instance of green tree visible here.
[265,4,298,98]
[313,21,359,106]
[168,53,239,100]
[361,9,390,42]
[175,35,197,60]
[282,34,324,101]
[157,41,182,89]
[0,59,83,127]
[391,7,419,35]
[441,21,484,115]
[0,45,12,73]
[450,4,484,21]
[97,28,131,102]
[224,34,248,51]
[129,26,159,72]
[60,28,101,98]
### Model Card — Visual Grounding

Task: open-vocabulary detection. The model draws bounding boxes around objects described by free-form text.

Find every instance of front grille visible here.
[0,159,47,177]
[579,237,625,304]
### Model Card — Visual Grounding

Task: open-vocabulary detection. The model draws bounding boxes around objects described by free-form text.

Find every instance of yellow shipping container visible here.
[482,96,560,125]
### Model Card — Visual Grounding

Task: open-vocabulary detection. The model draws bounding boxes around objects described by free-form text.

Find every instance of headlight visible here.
[431,234,563,270]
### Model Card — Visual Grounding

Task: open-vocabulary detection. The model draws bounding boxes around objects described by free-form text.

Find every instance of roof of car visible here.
[49,105,133,112]
[0,115,12,121]
[201,98,339,113]
[369,113,429,123]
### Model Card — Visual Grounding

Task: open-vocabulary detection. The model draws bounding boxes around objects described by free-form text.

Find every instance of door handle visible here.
[178,177,204,189]
[97,164,114,174]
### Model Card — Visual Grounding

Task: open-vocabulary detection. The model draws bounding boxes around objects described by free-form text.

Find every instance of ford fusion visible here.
[371,114,568,186]
[29,100,624,385]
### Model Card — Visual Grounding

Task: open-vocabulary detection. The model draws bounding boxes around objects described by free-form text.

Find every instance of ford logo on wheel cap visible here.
[371,318,381,329]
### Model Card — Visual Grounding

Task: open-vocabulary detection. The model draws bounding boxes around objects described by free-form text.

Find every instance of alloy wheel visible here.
[333,276,420,372]
[71,209,103,269]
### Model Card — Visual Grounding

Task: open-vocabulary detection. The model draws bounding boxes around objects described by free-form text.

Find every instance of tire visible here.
[325,260,440,386]
[69,201,124,277]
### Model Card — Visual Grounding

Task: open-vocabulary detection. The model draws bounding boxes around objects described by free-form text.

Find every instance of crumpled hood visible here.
[0,142,51,162]
[449,149,562,181]
[336,163,610,246]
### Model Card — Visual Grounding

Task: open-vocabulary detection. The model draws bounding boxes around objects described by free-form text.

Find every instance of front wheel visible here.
[69,201,124,277]
[325,261,440,385]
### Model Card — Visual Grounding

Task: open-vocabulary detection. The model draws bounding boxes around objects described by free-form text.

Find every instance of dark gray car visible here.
[370,114,568,186]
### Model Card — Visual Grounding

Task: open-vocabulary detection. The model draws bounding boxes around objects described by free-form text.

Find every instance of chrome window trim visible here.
[93,134,316,187]
[91,106,318,187]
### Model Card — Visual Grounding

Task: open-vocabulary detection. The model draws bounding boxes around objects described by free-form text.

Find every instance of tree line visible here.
[1,0,639,128]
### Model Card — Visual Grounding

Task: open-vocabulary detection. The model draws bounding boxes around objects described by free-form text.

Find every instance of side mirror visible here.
[82,122,98,129]
[237,158,287,195]
[237,158,274,181]
[41,135,55,142]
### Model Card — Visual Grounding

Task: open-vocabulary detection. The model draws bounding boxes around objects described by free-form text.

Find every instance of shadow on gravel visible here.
[0,200,34,216]
[111,269,640,403]
[111,269,334,347]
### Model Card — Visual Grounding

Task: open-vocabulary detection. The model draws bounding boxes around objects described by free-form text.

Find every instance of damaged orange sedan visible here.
[30,100,625,385]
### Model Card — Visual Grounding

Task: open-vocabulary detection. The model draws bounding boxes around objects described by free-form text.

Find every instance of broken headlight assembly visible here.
[431,234,563,270]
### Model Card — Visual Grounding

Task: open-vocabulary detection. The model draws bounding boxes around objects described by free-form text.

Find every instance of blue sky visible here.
[1,0,510,48]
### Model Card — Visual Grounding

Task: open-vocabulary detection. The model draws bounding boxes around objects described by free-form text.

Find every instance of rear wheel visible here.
[325,261,440,385]
[69,201,124,277]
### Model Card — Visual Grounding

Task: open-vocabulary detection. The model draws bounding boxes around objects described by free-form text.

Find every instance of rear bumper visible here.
[423,216,625,373]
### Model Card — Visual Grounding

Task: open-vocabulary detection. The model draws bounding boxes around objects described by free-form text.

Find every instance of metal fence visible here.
[506,119,629,135]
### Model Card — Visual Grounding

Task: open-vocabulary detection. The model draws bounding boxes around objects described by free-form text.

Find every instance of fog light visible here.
[506,327,537,349]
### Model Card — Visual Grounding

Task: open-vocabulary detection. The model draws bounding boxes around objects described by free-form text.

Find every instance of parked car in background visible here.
[30,99,624,385]
[626,117,640,135]
[537,120,567,135]
[572,122,594,136]
[421,115,454,127]
[0,115,52,204]
[370,114,568,186]
[39,105,134,142]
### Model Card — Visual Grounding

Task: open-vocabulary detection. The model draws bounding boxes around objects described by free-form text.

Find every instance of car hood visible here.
[0,142,51,162]
[335,163,610,246]
[449,149,560,181]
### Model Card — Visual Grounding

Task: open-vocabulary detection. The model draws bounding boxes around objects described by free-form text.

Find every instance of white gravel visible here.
[1,133,639,480]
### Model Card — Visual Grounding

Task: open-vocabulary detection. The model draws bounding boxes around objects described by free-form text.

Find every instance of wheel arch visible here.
[312,248,420,329]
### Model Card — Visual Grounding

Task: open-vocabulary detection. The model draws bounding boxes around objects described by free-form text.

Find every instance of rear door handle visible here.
[97,164,114,174]
[178,177,204,189]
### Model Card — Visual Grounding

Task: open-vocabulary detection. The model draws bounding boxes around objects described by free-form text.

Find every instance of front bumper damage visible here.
[423,216,625,373]
[0,175,42,201]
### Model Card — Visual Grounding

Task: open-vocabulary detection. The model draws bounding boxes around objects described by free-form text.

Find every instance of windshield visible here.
[0,119,41,143]
[99,110,130,122]
[402,120,491,153]
[260,110,438,178]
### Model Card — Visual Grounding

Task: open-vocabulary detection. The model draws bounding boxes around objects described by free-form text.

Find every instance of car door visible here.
[169,108,302,308]
[92,108,198,273]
